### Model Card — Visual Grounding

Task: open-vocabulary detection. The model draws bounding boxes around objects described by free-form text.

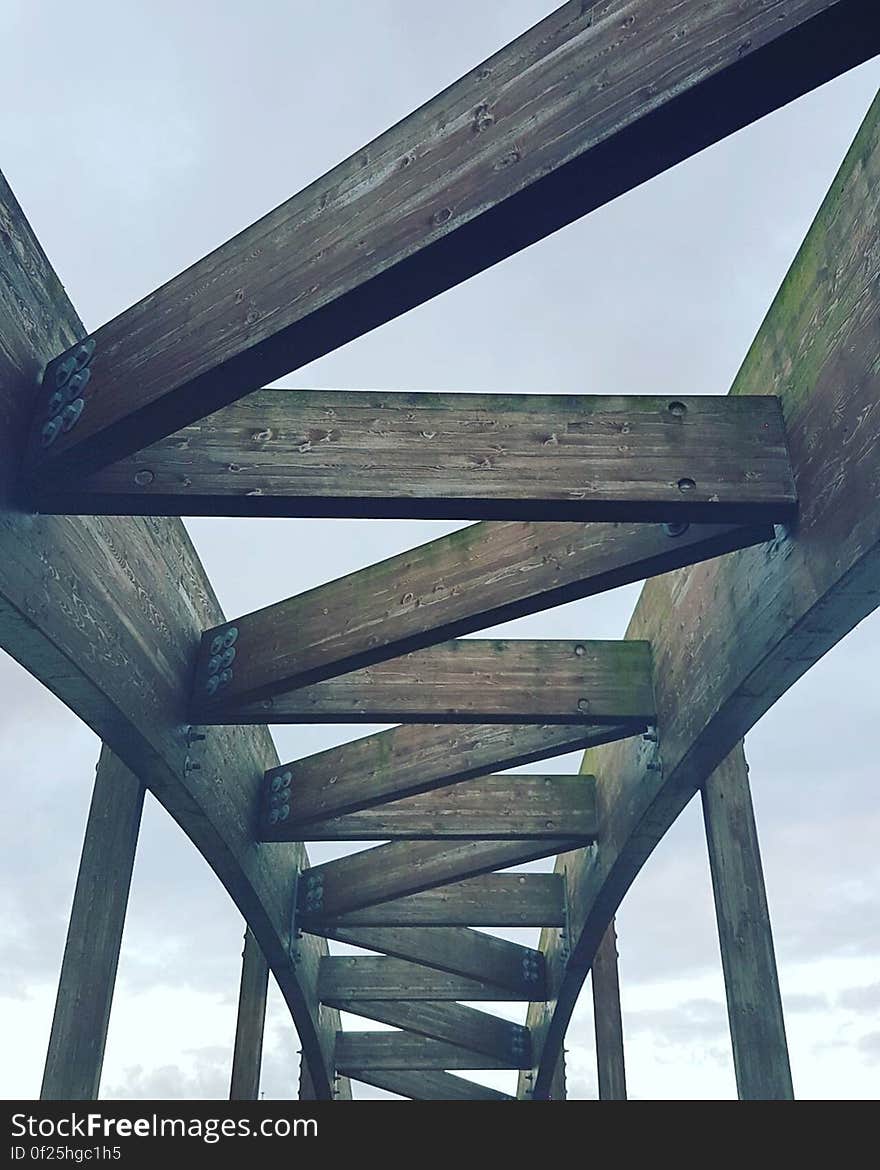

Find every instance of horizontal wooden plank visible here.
[300,839,578,920]
[348,1069,512,1101]
[315,874,565,928]
[193,520,772,709]
[318,927,546,998]
[320,957,541,1002]
[262,773,596,841]
[57,392,796,523]
[27,0,876,481]
[334,1001,531,1067]
[267,722,632,825]
[204,638,653,726]
[336,1032,518,1071]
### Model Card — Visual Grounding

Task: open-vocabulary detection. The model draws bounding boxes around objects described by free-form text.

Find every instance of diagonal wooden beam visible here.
[314,874,565,929]
[50,391,796,523]
[25,0,878,481]
[349,1069,512,1101]
[262,773,596,842]
[317,927,546,998]
[265,722,630,825]
[299,840,576,921]
[319,957,542,1003]
[336,1032,519,1071]
[334,1001,531,1068]
[193,519,770,711]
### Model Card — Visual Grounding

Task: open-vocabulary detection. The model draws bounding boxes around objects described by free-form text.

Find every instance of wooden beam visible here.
[229,928,270,1100]
[200,638,654,726]
[525,92,880,1097]
[349,1069,512,1101]
[194,520,771,709]
[55,391,796,524]
[25,0,878,481]
[266,722,629,825]
[336,1032,522,1071]
[315,874,565,928]
[263,772,597,842]
[591,919,626,1101]
[334,1001,531,1067]
[301,840,580,921]
[702,744,793,1100]
[319,927,546,998]
[320,956,542,1002]
[41,748,144,1100]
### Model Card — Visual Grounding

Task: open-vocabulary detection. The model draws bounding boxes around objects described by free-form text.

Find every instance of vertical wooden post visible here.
[701,742,793,1100]
[591,917,627,1100]
[229,928,270,1100]
[41,747,144,1100]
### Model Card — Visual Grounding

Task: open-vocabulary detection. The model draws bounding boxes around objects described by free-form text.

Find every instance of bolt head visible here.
[223,627,239,649]
[40,416,63,447]
[53,355,77,388]
[60,398,85,433]
[209,633,224,656]
[205,675,220,696]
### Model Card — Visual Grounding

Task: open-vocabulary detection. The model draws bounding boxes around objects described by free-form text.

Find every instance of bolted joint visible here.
[39,337,96,446]
[202,626,239,698]
[263,769,292,830]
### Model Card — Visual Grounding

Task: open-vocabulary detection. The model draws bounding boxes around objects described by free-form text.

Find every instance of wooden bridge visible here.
[4,0,879,1101]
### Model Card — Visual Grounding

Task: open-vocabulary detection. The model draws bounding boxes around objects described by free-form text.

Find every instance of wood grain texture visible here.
[523,91,880,1098]
[61,391,796,523]
[702,744,793,1100]
[336,1032,520,1071]
[196,519,772,708]
[267,722,630,824]
[0,171,342,1100]
[203,638,654,726]
[41,748,144,1100]
[591,919,626,1100]
[301,840,580,920]
[229,929,269,1100]
[26,0,877,479]
[262,773,596,841]
[320,957,540,1003]
[314,873,565,928]
[347,1069,512,1101]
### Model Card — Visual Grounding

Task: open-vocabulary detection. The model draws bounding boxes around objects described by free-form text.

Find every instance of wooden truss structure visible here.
[3,0,878,1101]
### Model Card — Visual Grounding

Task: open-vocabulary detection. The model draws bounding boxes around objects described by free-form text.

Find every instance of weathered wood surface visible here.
[268,722,628,824]
[0,171,342,1099]
[26,0,877,480]
[336,1032,520,1071]
[523,92,880,1098]
[702,744,793,1100]
[61,391,796,524]
[229,928,270,1100]
[320,956,542,1002]
[314,873,565,928]
[41,748,144,1100]
[263,773,597,841]
[202,638,653,726]
[591,919,627,1101]
[196,519,771,707]
[334,1001,531,1067]
[348,1069,512,1101]
[321,926,546,997]
[301,840,580,920]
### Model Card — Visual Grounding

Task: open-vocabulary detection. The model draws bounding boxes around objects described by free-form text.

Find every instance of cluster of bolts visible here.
[204,626,238,696]
[302,870,324,913]
[40,338,95,447]
[267,770,292,824]
[510,1026,530,1060]
[521,952,541,984]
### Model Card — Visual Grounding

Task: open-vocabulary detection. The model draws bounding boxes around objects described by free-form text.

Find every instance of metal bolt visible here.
[573,644,586,657]
[205,675,220,696]
[647,761,662,772]
[60,398,85,433]
[66,367,91,398]
[271,774,283,793]
[280,771,292,788]
[577,698,590,714]
[207,655,222,675]
[269,808,279,825]
[668,401,687,418]
[220,646,236,668]
[279,804,290,822]
[184,756,201,774]
[53,355,77,388]
[209,633,225,656]
[643,727,659,743]
[677,477,696,493]
[185,726,206,747]
[218,668,233,687]
[47,389,65,416]
[73,338,96,368]
[134,469,155,487]
[223,627,239,649]
[664,521,690,538]
[40,416,63,447]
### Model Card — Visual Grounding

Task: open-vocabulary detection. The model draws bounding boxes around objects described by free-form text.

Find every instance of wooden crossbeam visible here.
[318,927,546,998]
[266,722,629,825]
[200,638,654,726]
[262,773,596,842]
[25,0,876,481]
[348,1069,512,1102]
[337,1033,518,1071]
[300,840,578,921]
[53,391,797,523]
[314,874,565,928]
[334,1001,531,1068]
[320,957,540,1003]
[193,520,771,710]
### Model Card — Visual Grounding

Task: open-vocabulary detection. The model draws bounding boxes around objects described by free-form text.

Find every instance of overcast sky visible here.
[0,1,878,1101]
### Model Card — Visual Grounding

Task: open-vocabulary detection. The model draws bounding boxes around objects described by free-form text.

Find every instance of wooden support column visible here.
[591,918,626,1101]
[229,928,270,1100]
[701,743,793,1100]
[41,747,145,1100]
